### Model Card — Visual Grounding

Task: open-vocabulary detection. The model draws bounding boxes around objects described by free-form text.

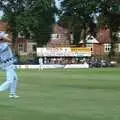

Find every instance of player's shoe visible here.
[9,95,20,98]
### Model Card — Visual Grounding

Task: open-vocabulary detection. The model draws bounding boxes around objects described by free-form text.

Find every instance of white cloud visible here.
[55,0,63,10]
[0,11,3,16]
[54,0,63,22]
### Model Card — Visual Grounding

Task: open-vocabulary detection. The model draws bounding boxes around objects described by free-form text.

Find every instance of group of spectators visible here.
[35,56,112,68]
[87,57,112,68]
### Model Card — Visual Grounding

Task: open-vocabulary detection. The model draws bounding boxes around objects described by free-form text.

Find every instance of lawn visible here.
[0,68,120,120]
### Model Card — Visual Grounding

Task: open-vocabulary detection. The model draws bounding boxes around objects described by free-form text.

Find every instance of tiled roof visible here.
[80,35,99,44]
[52,24,68,34]
[97,28,111,43]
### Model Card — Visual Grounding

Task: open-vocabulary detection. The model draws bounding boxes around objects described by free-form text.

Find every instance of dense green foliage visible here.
[59,0,97,45]
[0,0,57,46]
[97,0,120,57]
[59,0,120,52]
[0,0,120,54]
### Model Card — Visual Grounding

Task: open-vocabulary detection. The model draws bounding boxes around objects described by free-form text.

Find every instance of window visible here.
[86,44,93,51]
[51,34,58,40]
[18,44,24,51]
[118,44,120,52]
[104,44,111,52]
[51,34,57,40]
[32,45,36,51]
[51,34,62,40]
[70,34,73,44]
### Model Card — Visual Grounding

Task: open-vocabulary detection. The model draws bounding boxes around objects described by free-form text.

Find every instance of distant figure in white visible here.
[39,57,43,70]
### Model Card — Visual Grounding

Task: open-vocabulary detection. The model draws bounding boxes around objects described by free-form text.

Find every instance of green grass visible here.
[0,68,120,120]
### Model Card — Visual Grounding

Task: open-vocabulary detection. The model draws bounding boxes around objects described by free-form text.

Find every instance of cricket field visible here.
[0,68,120,120]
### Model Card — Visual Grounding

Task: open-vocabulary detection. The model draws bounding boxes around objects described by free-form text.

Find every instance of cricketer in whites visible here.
[0,32,19,98]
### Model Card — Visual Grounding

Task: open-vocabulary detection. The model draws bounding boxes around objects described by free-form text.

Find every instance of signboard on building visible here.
[37,47,91,57]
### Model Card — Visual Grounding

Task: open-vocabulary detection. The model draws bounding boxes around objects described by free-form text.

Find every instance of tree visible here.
[96,0,120,58]
[59,0,97,46]
[0,0,57,63]
[0,0,29,59]
[59,0,120,59]
[23,0,56,46]
[0,0,56,46]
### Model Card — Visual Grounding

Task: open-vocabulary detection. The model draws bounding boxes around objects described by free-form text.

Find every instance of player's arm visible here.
[0,32,12,43]
[2,36,12,43]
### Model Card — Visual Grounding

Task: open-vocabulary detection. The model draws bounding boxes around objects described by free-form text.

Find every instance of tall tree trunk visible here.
[108,13,118,59]
[83,23,87,47]
[73,24,82,45]
[9,15,19,61]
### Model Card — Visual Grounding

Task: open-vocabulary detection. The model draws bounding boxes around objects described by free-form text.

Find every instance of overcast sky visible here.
[55,0,62,10]
[0,0,62,20]
[55,0,63,21]
[0,11,3,16]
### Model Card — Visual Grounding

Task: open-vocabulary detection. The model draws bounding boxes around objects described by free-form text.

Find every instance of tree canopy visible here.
[0,0,57,46]
[0,0,119,53]
[59,0,120,46]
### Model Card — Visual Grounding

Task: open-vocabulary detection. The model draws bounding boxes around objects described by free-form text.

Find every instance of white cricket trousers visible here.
[0,68,18,95]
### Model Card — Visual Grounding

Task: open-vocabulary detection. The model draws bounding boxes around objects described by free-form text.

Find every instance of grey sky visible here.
[55,0,63,21]
[0,11,3,16]
[0,0,62,20]
[55,0,62,10]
